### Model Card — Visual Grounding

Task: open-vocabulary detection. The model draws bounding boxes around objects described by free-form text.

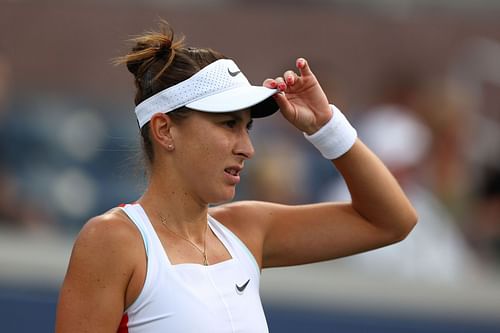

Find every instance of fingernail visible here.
[269,81,277,88]
[286,76,293,84]
[297,58,305,68]
[278,83,286,91]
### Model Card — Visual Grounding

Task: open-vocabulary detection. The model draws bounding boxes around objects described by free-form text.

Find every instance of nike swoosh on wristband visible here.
[227,68,242,77]
[235,279,250,294]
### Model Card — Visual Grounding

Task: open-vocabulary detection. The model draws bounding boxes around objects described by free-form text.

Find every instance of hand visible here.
[263,58,332,135]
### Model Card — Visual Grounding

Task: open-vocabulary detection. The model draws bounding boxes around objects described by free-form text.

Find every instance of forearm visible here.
[333,139,417,238]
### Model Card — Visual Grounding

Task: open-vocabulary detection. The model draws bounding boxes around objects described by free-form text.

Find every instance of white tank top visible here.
[117,203,269,333]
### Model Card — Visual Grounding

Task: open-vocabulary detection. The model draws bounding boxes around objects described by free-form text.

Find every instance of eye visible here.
[246,121,254,132]
[224,120,237,128]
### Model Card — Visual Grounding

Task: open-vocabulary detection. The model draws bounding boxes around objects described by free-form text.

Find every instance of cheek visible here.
[193,136,220,159]
[174,121,232,174]
[198,140,228,173]
[178,136,228,176]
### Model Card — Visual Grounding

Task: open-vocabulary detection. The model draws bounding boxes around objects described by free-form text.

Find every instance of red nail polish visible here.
[278,83,286,91]
[270,81,277,88]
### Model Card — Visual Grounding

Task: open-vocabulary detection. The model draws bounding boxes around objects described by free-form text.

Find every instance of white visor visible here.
[134,59,279,128]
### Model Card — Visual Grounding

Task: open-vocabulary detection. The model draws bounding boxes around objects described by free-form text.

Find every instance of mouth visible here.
[224,165,243,184]
[224,167,241,176]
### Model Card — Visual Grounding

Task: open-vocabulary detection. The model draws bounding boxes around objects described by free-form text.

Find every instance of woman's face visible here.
[169,110,255,205]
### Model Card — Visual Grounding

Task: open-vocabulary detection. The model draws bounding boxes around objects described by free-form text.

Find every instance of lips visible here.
[224,165,243,184]
[224,167,241,176]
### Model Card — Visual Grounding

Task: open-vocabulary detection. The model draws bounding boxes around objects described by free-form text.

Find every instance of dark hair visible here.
[114,20,226,164]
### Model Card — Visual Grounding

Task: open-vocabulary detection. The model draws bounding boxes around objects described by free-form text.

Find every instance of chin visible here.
[207,188,236,205]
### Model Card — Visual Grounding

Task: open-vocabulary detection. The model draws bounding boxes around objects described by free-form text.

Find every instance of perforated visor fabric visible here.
[135,59,279,127]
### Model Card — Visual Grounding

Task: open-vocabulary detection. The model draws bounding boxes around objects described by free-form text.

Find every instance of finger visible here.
[296,57,313,77]
[263,78,277,89]
[284,70,299,86]
[272,92,293,112]
[275,77,287,91]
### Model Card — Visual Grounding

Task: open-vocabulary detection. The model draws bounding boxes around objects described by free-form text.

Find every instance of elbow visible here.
[393,205,418,242]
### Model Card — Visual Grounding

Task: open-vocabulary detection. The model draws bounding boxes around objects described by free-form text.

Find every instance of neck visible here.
[139,169,209,241]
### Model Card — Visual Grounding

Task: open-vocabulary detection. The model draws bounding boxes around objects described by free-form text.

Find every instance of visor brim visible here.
[186,86,279,118]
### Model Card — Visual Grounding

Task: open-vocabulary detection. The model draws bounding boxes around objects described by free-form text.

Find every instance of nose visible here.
[234,131,255,160]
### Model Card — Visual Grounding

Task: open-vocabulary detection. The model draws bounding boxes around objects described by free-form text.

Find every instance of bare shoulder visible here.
[209,200,284,267]
[69,208,144,279]
[209,200,322,236]
[209,200,279,228]
[76,208,142,254]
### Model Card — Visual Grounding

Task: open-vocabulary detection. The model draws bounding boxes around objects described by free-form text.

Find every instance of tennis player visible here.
[55,21,417,332]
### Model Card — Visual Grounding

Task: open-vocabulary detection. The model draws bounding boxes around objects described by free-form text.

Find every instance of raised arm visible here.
[211,58,417,268]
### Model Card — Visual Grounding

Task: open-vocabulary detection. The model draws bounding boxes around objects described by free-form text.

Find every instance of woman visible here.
[56,21,417,332]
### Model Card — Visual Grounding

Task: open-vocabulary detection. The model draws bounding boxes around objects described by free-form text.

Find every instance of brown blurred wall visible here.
[1,2,500,110]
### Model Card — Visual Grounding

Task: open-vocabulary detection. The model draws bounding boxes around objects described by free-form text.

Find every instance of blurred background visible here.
[1,0,500,332]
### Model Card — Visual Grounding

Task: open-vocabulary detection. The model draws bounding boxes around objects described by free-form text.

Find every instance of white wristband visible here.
[304,104,357,160]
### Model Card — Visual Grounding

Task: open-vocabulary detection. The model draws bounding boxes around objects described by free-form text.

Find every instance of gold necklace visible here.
[159,215,209,266]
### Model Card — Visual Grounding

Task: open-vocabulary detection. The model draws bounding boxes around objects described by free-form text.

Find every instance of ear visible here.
[150,113,175,151]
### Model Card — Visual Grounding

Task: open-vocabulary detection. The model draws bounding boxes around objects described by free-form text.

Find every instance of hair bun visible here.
[156,38,172,57]
[115,19,226,109]
[115,20,180,78]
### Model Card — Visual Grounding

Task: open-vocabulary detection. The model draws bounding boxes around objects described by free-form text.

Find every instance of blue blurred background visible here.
[1,1,500,332]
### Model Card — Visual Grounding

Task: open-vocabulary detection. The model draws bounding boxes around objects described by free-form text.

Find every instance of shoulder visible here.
[209,200,279,227]
[70,208,144,275]
[209,201,286,264]
[77,208,141,249]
